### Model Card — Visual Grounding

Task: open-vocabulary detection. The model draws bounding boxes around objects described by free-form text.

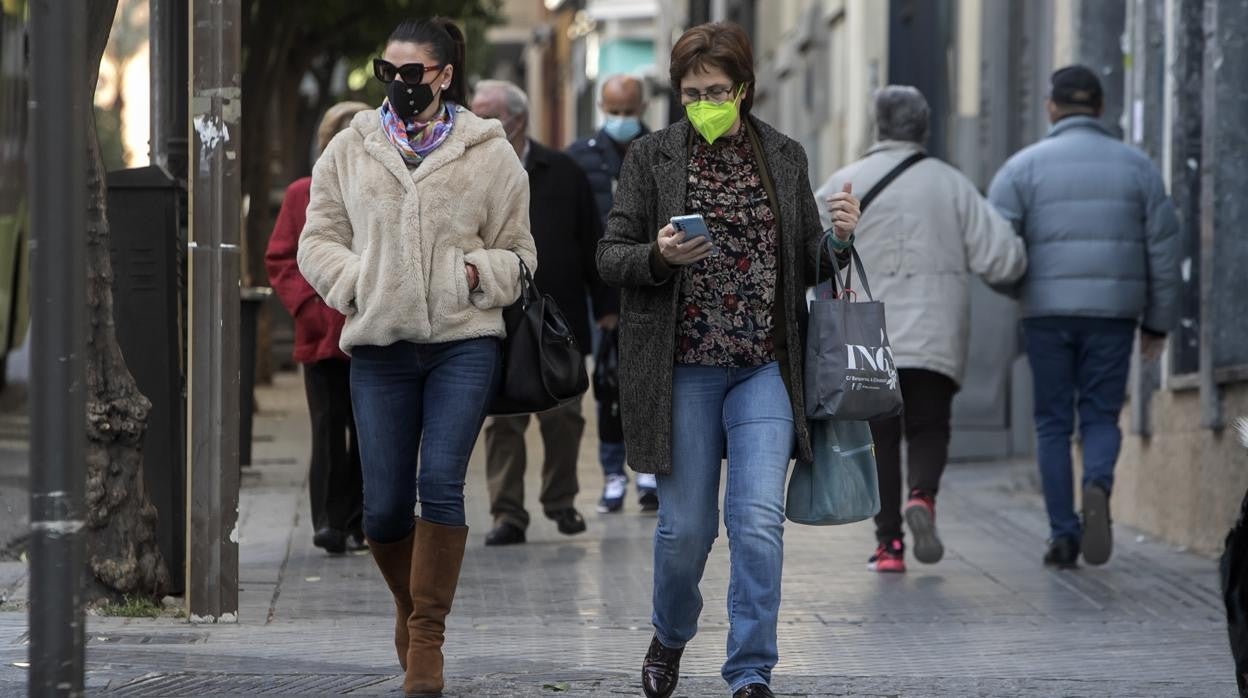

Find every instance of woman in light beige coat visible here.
[815,85,1026,575]
[297,17,535,698]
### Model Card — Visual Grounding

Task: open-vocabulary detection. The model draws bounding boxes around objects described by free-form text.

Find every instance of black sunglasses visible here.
[373,58,444,85]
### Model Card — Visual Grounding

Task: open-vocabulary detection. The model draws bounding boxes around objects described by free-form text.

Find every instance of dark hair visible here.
[1049,64,1103,110]
[669,22,755,116]
[388,17,467,106]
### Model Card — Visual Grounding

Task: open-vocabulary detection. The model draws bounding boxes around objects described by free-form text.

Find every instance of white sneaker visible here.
[636,473,659,511]
[598,474,629,513]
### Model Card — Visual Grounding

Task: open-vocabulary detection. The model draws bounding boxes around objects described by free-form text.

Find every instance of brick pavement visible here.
[0,370,1235,696]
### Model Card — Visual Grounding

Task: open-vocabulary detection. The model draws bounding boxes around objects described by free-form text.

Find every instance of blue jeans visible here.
[600,440,627,477]
[1023,318,1134,542]
[652,362,794,693]
[350,338,501,541]
[601,442,657,494]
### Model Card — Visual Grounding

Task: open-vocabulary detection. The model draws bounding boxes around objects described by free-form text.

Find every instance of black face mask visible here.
[387,79,436,120]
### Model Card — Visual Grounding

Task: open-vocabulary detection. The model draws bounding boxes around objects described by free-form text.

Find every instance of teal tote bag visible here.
[785,418,880,526]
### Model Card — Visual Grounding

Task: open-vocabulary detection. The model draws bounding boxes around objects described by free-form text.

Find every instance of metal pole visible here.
[187,0,241,622]
[1197,0,1222,431]
[150,0,170,170]
[1075,0,1127,138]
[27,0,88,694]
[150,0,190,175]
[1125,0,1165,436]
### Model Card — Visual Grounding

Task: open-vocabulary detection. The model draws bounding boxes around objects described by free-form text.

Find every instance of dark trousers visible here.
[869,368,959,544]
[484,399,585,530]
[350,338,502,541]
[303,359,363,535]
[1023,317,1134,542]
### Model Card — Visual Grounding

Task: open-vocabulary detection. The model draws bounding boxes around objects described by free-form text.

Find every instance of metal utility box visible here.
[107,164,186,594]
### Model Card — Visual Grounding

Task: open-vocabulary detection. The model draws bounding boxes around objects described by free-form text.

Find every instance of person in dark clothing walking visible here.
[265,100,371,555]
[567,74,657,513]
[989,66,1182,569]
[598,22,860,698]
[471,80,617,546]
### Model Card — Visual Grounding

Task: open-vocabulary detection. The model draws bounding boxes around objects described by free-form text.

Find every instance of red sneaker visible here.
[904,489,945,564]
[868,539,906,573]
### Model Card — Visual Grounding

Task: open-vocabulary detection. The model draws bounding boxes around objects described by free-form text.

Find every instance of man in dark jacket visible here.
[988,66,1182,569]
[566,74,657,514]
[471,80,617,546]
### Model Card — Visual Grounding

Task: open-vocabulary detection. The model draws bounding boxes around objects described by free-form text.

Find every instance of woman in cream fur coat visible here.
[297,17,536,698]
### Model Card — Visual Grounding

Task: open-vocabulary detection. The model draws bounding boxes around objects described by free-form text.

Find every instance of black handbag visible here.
[488,258,589,416]
[592,326,624,442]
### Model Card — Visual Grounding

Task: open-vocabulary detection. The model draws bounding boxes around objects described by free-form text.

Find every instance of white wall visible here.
[752,0,888,184]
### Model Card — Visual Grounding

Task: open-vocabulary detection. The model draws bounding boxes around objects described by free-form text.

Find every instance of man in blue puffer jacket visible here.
[989,65,1181,570]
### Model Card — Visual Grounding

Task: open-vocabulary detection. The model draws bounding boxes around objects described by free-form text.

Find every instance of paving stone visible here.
[0,372,1236,695]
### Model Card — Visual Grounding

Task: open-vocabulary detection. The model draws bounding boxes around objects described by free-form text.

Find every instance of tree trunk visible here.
[84,0,170,602]
[240,8,297,289]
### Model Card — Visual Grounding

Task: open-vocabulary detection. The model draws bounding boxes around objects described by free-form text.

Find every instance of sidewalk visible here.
[0,370,1234,696]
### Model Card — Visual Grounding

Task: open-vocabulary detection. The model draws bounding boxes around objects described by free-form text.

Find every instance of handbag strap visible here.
[514,255,539,307]
[815,235,876,302]
[844,247,874,300]
[858,151,927,214]
[817,152,925,301]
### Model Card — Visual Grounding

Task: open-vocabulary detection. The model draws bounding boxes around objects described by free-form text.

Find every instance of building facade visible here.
[486,0,682,147]
[748,0,1248,555]
[489,0,1248,555]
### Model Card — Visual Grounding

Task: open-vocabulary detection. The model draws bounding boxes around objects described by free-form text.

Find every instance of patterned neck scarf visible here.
[379,100,456,167]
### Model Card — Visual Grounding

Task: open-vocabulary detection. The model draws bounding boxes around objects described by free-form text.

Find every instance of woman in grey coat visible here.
[596,22,859,698]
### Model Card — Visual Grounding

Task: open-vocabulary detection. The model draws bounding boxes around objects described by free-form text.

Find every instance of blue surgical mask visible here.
[603,115,642,143]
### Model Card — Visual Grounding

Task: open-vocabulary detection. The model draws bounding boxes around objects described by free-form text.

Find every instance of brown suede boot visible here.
[367,530,415,671]
[403,518,468,697]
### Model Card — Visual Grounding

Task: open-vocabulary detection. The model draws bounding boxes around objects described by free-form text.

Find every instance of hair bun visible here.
[434,17,465,56]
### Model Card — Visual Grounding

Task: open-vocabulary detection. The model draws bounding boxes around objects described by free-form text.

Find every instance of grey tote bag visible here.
[804,235,903,422]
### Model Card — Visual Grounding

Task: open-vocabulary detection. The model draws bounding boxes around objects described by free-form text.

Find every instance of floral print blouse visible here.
[675,128,779,367]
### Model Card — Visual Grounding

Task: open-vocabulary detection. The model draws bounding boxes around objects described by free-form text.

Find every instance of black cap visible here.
[1050,65,1103,109]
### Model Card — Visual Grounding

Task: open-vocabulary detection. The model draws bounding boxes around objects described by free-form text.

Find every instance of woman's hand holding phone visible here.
[657,223,713,266]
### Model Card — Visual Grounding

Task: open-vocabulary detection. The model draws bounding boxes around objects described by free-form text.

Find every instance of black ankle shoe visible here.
[312,527,347,554]
[641,635,683,698]
[1043,536,1080,569]
[734,684,775,698]
[1080,482,1113,566]
[484,522,526,546]
[548,508,587,536]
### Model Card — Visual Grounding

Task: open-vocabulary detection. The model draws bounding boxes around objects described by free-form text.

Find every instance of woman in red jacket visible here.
[265,100,371,554]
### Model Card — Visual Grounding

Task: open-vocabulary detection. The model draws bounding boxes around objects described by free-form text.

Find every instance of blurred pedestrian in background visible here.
[816,86,1027,574]
[988,65,1181,570]
[566,74,658,514]
[265,100,372,556]
[298,18,536,697]
[471,80,612,546]
[599,22,859,698]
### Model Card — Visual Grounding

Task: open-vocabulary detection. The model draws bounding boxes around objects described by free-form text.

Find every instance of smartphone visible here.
[670,214,711,242]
